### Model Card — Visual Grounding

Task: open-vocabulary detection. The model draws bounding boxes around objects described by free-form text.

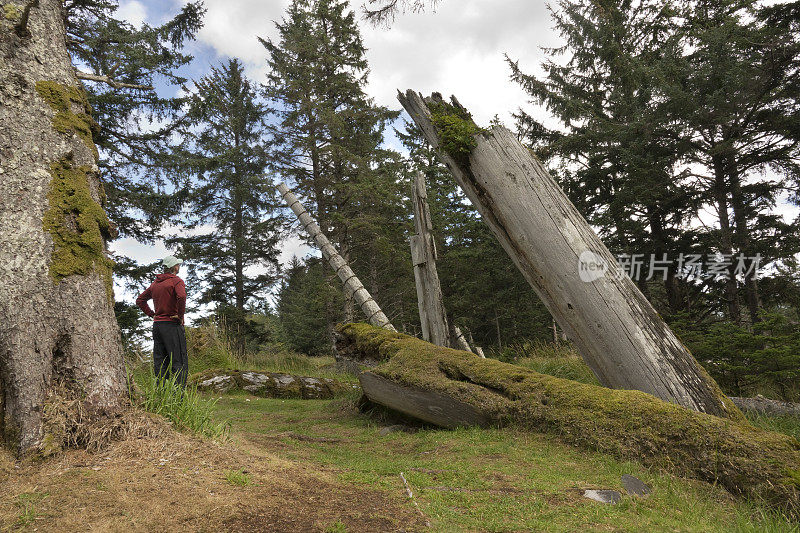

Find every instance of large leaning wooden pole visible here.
[398,90,739,420]
[277,183,396,332]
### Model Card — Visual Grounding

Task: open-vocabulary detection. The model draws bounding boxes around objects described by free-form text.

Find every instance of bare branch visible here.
[362,0,438,26]
[74,70,153,90]
[14,0,39,38]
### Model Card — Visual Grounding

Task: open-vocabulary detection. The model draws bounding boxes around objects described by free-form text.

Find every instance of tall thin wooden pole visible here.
[410,173,485,357]
[277,183,396,332]
[410,172,451,346]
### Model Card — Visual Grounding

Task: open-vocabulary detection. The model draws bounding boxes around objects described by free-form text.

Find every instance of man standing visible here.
[136,256,188,387]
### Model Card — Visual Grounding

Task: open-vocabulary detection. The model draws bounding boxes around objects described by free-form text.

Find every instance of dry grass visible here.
[39,383,169,456]
[0,408,427,532]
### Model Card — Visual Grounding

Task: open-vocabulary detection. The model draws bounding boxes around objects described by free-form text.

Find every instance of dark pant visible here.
[153,321,188,387]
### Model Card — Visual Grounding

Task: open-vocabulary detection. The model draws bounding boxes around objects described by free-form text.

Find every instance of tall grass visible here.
[186,318,346,380]
[745,412,800,442]
[134,368,228,439]
[496,340,600,385]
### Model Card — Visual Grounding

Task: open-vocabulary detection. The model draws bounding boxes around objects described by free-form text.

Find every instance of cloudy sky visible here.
[119,0,558,124]
[110,0,799,306]
[111,0,563,301]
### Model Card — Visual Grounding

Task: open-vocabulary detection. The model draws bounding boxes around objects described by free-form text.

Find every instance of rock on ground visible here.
[192,369,348,399]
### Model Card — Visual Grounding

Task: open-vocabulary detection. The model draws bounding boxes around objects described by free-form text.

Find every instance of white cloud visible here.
[360,0,557,125]
[116,0,148,29]
[186,0,290,68]
[177,0,558,125]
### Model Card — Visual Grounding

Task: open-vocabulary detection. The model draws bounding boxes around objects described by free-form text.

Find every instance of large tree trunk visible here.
[726,157,761,323]
[398,90,740,420]
[712,153,741,323]
[277,183,395,331]
[0,0,126,455]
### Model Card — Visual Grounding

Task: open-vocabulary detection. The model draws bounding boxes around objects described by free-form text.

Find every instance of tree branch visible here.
[14,0,39,38]
[74,70,153,90]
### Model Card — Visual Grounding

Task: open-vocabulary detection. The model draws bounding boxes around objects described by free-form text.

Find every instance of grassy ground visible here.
[0,414,425,532]
[211,391,798,532]
[3,333,795,532]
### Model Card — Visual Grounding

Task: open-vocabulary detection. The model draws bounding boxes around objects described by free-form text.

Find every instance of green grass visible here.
[223,469,252,486]
[325,519,348,533]
[210,393,799,532]
[746,412,800,442]
[14,491,48,528]
[186,321,353,383]
[133,367,229,439]
[493,340,600,385]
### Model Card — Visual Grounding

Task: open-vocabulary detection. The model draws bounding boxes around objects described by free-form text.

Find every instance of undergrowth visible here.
[187,319,348,381]
[133,368,228,439]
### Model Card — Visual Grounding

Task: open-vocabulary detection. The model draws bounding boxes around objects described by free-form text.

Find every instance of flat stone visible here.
[378,425,408,436]
[197,375,235,393]
[583,489,621,504]
[621,474,651,497]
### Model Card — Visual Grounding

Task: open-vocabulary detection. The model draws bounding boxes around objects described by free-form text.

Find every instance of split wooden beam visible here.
[410,172,484,356]
[277,183,396,332]
[397,90,741,420]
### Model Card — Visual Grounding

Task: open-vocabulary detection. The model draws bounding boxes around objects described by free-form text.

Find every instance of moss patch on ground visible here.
[42,156,113,300]
[337,323,800,517]
[35,80,99,159]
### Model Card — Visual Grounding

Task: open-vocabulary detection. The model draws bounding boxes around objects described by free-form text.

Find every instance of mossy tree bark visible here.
[398,90,741,421]
[0,0,126,455]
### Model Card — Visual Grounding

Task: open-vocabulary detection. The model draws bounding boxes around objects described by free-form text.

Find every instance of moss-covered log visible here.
[338,323,800,516]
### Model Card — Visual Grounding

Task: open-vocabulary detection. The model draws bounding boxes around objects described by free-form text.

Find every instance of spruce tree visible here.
[663,0,800,323]
[507,0,699,316]
[170,59,282,313]
[262,0,402,336]
[64,1,204,246]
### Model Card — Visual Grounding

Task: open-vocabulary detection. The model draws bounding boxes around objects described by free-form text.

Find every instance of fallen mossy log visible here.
[337,323,800,515]
[190,369,350,399]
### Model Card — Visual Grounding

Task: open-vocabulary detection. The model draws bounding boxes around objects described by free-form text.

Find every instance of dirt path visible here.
[0,420,426,532]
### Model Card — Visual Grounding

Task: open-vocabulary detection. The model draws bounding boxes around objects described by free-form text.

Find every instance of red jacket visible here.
[136,273,186,323]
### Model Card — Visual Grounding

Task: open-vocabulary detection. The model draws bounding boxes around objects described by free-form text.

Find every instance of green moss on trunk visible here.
[338,323,800,516]
[3,3,21,21]
[428,99,486,168]
[35,80,99,159]
[43,156,114,301]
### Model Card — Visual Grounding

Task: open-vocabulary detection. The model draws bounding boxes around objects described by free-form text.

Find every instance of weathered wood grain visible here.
[397,90,740,420]
[410,172,452,347]
[359,372,491,428]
